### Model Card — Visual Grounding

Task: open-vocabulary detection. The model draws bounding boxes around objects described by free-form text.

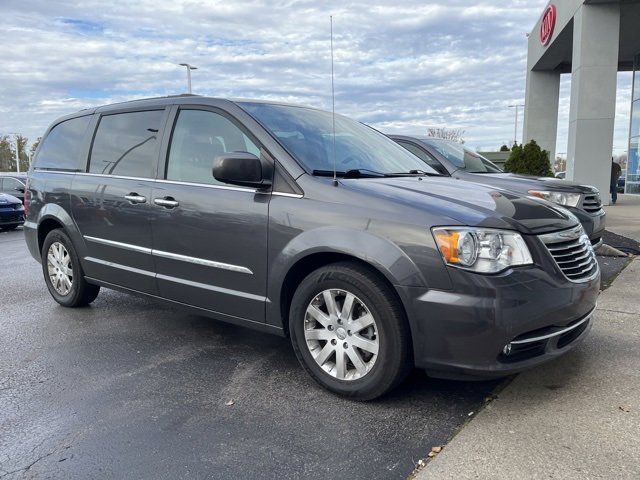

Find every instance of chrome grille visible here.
[581,193,602,213]
[539,225,599,282]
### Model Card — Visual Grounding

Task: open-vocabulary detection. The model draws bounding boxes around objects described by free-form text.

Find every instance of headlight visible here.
[432,227,533,273]
[528,190,581,208]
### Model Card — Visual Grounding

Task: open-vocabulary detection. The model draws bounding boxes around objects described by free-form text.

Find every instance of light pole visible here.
[508,104,525,146]
[178,63,197,94]
[7,132,21,174]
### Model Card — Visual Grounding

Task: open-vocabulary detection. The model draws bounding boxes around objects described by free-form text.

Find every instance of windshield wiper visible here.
[312,169,387,178]
[386,169,442,177]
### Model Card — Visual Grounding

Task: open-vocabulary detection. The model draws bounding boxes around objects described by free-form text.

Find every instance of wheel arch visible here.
[266,227,426,337]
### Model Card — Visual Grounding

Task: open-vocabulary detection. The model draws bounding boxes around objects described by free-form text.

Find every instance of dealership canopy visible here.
[523,0,640,200]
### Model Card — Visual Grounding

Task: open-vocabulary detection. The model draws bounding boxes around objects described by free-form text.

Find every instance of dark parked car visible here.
[0,174,27,203]
[25,96,599,399]
[390,136,605,248]
[0,192,25,231]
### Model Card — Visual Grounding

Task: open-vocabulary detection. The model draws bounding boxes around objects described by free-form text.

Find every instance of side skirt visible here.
[84,276,286,337]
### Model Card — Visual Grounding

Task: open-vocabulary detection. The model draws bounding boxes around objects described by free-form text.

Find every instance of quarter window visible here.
[166,109,260,185]
[89,110,164,177]
[33,115,91,171]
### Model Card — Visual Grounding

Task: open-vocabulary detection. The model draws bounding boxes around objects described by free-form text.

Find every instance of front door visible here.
[72,108,167,294]
[151,107,270,322]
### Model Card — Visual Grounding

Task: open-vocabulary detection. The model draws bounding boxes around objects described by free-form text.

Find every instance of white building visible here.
[523,0,640,201]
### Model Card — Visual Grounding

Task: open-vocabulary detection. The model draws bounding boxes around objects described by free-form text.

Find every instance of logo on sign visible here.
[540,4,556,46]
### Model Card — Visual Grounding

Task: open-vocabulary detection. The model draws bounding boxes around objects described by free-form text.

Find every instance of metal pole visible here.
[13,135,20,174]
[514,105,518,147]
[179,63,197,94]
[508,104,525,146]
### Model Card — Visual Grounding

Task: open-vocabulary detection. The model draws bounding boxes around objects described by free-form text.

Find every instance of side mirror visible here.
[15,187,25,193]
[212,152,271,189]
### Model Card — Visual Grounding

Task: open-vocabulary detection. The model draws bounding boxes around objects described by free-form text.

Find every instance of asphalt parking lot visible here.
[0,228,501,480]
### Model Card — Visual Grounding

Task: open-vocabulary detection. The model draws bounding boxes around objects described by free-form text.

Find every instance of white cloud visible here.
[0,0,632,154]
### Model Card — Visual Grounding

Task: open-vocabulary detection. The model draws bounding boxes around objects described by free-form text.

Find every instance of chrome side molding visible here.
[83,235,253,275]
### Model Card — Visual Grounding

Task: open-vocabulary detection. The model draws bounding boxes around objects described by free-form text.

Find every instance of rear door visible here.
[72,108,168,294]
[150,106,270,322]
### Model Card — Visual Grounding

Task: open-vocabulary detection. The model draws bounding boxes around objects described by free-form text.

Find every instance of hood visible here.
[0,193,20,205]
[462,172,599,195]
[341,176,579,235]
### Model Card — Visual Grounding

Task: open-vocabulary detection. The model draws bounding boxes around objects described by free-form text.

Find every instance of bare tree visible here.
[426,127,465,143]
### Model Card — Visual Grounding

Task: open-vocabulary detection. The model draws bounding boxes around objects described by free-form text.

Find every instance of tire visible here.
[41,228,100,307]
[289,261,412,400]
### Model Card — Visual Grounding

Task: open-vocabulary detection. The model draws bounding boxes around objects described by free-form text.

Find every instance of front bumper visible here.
[570,207,605,245]
[398,263,600,380]
[0,210,24,227]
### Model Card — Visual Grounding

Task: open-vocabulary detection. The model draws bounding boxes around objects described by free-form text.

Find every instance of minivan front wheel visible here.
[41,229,100,307]
[289,262,412,400]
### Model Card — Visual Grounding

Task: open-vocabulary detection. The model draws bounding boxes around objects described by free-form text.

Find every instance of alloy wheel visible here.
[47,241,73,296]
[304,289,379,381]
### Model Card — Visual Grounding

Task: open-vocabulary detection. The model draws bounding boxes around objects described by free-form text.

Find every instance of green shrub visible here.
[503,140,553,177]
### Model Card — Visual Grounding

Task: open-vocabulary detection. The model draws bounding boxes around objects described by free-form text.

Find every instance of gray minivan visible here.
[25,96,599,400]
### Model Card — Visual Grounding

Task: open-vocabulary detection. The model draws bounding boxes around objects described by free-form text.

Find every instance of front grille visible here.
[0,213,23,223]
[581,193,602,213]
[539,225,599,282]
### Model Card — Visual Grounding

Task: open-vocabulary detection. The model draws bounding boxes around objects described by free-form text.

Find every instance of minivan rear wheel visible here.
[41,229,100,307]
[289,262,412,400]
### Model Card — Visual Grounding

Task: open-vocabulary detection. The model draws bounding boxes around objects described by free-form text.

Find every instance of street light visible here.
[508,104,525,146]
[178,63,198,94]
[5,132,22,174]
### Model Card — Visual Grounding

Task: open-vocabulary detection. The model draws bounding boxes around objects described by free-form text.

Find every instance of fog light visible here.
[503,344,512,355]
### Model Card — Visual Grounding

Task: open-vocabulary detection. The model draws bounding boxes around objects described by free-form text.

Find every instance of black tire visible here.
[41,228,100,307]
[289,261,412,400]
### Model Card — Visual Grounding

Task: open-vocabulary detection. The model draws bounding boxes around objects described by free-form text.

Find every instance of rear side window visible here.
[89,110,164,177]
[34,115,91,171]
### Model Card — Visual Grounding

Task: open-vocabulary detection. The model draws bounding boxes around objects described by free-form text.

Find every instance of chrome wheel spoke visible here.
[307,305,331,328]
[345,346,367,375]
[47,242,73,296]
[314,342,334,366]
[305,329,333,341]
[351,335,379,355]
[334,350,347,379]
[341,293,355,320]
[349,313,375,333]
[304,288,379,381]
[323,290,339,318]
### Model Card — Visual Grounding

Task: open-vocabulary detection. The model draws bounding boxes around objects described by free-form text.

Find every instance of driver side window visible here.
[397,141,449,175]
[166,109,260,185]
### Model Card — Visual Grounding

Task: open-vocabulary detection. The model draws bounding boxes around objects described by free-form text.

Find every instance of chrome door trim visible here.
[157,273,265,301]
[84,257,156,277]
[154,178,260,193]
[83,235,253,275]
[152,249,253,274]
[271,192,303,198]
[84,235,152,254]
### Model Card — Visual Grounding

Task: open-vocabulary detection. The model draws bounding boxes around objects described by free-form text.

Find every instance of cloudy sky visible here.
[0,0,632,154]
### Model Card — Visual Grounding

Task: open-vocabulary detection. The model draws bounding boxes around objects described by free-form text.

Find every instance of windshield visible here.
[422,138,502,174]
[238,102,438,176]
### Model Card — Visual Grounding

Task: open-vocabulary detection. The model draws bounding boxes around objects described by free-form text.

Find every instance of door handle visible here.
[154,197,179,209]
[124,193,147,204]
